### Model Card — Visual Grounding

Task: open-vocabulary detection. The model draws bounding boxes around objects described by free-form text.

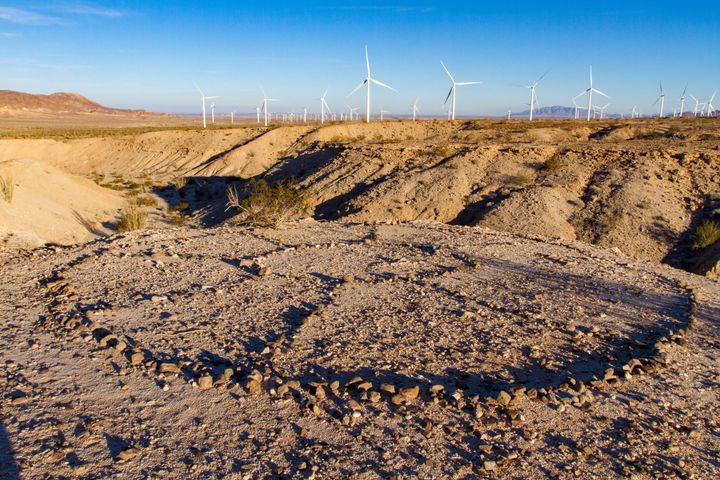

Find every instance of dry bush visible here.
[691,220,720,250]
[226,179,311,228]
[540,156,562,172]
[171,176,187,191]
[0,174,14,203]
[512,173,533,186]
[134,195,158,207]
[116,206,147,233]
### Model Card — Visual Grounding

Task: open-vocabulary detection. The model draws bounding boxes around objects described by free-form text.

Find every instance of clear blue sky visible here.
[1,1,718,116]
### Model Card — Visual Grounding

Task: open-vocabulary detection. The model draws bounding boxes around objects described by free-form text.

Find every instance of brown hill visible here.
[0,90,151,115]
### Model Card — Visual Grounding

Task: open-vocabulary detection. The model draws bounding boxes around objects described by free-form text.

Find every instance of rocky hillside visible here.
[0,90,150,115]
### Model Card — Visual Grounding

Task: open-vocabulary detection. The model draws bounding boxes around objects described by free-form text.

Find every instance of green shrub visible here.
[226,179,311,228]
[691,220,720,250]
[116,206,147,233]
[0,174,14,203]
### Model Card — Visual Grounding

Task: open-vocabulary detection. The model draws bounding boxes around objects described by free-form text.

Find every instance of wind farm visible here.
[0,3,719,480]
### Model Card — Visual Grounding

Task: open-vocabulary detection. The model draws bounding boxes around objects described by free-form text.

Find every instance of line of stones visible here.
[37,238,698,471]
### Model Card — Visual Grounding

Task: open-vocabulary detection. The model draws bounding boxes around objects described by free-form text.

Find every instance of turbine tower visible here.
[379,106,389,121]
[412,98,420,121]
[652,82,665,118]
[441,61,481,121]
[210,103,216,124]
[195,85,218,129]
[318,90,331,124]
[260,88,279,127]
[707,92,717,116]
[573,66,609,121]
[679,85,688,117]
[520,70,549,121]
[349,46,396,123]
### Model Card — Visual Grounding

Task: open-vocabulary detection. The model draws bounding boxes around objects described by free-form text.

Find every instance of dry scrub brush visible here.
[226,179,311,228]
[0,174,14,203]
[691,220,720,250]
[116,205,147,233]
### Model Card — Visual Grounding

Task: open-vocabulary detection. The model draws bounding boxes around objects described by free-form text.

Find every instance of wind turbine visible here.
[571,97,580,119]
[260,88,279,127]
[705,92,716,116]
[652,82,666,118]
[318,90,331,124]
[573,66,609,121]
[507,106,512,120]
[412,98,420,121]
[195,85,218,129]
[518,70,549,121]
[379,106,389,121]
[631,106,638,119]
[256,105,261,123]
[599,103,610,119]
[441,61,481,121]
[349,45,396,123]
[679,85,688,117]
[210,103,216,124]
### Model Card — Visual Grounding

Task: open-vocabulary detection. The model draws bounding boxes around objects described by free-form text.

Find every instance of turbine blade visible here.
[535,69,550,84]
[455,81,482,86]
[365,45,371,77]
[440,61,454,83]
[348,79,367,96]
[593,88,609,98]
[194,83,204,97]
[370,78,396,92]
[444,86,454,104]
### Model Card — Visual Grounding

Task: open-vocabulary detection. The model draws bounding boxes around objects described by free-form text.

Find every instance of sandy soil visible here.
[0,220,718,479]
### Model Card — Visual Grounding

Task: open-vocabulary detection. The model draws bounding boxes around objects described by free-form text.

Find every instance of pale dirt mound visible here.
[192,126,314,177]
[0,127,284,179]
[0,159,125,246]
[0,222,718,478]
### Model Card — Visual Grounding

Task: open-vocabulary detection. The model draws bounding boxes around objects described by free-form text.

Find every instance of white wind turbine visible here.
[599,103,610,119]
[573,66,609,121]
[349,45,396,123]
[507,106,512,120]
[690,95,702,117]
[210,103,216,124]
[260,88,279,127]
[518,70,549,121]
[441,61,481,121]
[318,90,331,124]
[195,85,218,129]
[679,85,688,117]
[705,92,716,116]
[652,82,666,118]
[631,106,638,118]
[379,106,389,121]
[412,98,420,121]
[571,98,580,119]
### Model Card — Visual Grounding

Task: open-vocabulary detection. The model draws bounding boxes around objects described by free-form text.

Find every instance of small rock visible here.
[399,385,420,400]
[198,376,213,390]
[483,460,497,471]
[496,391,512,406]
[158,363,180,374]
[115,446,141,463]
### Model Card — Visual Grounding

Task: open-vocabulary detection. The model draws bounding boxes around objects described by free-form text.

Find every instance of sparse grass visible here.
[512,173,533,186]
[172,201,189,212]
[171,176,187,191]
[540,156,563,172]
[134,195,158,207]
[691,220,720,250]
[431,144,450,158]
[0,174,14,203]
[115,206,147,233]
[226,179,311,228]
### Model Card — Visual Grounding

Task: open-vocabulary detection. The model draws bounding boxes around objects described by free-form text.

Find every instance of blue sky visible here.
[1,1,718,116]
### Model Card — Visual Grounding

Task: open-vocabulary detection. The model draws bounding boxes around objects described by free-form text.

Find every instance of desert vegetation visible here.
[226,179,311,227]
[115,205,148,233]
[691,220,720,250]
[0,174,13,203]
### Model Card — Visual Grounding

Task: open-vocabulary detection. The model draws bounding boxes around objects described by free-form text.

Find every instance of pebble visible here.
[115,446,141,463]
[399,385,420,400]
[496,391,512,406]
[198,376,213,390]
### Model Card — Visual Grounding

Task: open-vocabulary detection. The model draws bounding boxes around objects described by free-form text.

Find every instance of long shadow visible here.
[0,422,21,480]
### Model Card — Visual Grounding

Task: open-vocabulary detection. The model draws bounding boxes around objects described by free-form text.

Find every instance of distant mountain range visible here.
[511,105,624,119]
[0,90,157,116]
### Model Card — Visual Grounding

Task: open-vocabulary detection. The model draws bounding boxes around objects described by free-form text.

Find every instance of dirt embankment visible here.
[1,119,719,276]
